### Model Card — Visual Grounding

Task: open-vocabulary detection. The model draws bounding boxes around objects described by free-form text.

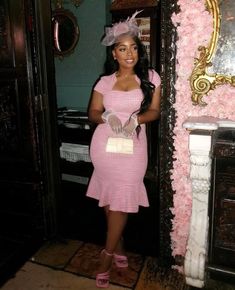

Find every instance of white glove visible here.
[102,110,122,134]
[122,114,139,137]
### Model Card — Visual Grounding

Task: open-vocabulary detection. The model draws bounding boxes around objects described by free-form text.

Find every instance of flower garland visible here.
[170,0,235,260]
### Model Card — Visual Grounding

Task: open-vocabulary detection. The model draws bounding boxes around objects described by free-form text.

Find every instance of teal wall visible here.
[54,0,111,111]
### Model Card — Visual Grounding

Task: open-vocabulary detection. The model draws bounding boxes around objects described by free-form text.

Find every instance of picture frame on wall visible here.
[136,17,151,61]
[111,0,158,10]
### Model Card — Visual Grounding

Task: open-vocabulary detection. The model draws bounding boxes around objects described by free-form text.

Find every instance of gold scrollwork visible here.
[190,0,235,106]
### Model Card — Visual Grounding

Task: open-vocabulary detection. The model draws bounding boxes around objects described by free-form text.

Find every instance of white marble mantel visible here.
[182,116,235,288]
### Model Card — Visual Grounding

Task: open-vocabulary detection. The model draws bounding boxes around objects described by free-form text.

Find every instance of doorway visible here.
[54,1,162,257]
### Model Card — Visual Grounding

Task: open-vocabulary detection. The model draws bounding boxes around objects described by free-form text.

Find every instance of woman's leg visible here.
[104,207,127,255]
[105,210,128,253]
[98,206,128,273]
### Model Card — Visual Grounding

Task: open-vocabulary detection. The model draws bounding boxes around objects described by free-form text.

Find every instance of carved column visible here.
[183,117,218,288]
[185,130,213,287]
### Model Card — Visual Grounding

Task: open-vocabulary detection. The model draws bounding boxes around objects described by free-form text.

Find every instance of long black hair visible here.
[103,35,155,118]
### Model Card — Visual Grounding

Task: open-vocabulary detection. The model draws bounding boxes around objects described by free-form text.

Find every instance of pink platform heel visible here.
[113,253,128,268]
[96,249,113,288]
[96,271,110,288]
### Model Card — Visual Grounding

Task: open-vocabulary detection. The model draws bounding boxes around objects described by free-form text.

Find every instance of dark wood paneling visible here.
[159,0,178,266]
[0,0,60,283]
[209,128,235,279]
[210,157,235,269]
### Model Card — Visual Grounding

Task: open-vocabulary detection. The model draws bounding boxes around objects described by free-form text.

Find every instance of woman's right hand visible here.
[102,111,122,134]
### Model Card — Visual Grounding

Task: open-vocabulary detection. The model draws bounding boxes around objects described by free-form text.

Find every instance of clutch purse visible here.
[105,137,133,154]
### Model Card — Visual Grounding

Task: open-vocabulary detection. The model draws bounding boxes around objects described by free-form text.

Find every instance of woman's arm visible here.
[88,90,105,124]
[137,85,161,124]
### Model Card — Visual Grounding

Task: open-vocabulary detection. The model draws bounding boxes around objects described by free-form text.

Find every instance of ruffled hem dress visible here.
[86,70,161,213]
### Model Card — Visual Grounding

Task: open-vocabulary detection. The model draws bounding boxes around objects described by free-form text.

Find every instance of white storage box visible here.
[60,142,91,162]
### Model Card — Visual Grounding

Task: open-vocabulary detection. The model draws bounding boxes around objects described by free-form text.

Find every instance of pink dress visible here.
[86,70,161,213]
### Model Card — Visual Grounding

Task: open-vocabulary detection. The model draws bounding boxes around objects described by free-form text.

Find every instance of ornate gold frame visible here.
[190,0,235,106]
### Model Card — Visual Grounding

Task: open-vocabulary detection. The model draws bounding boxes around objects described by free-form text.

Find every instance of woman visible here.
[86,11,161,288]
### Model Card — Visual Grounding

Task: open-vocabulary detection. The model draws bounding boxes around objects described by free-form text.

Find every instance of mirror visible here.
[52,8,79,58]
[190,0,235,106]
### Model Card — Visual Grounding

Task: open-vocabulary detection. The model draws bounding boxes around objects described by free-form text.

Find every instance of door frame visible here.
[31,0,61,238]
[159,0,178,266]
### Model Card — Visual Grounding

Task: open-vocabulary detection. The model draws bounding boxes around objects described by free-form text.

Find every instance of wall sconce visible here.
[53,0,83,9]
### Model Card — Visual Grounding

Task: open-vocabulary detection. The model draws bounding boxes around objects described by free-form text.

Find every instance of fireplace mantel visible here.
[182,116,235,288]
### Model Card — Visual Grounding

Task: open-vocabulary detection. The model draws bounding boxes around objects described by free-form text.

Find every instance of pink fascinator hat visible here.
[101,10,143,46]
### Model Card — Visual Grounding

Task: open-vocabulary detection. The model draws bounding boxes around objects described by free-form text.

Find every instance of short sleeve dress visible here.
[86,69,161,213]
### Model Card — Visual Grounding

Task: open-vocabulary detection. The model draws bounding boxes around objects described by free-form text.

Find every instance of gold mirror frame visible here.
[52,8,80,60]
[190,0,235,106]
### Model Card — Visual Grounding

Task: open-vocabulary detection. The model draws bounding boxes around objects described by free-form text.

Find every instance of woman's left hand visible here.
[122,115,138,137]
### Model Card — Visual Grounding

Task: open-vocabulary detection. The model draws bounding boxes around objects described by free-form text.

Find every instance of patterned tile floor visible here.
[1,239,235,290]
